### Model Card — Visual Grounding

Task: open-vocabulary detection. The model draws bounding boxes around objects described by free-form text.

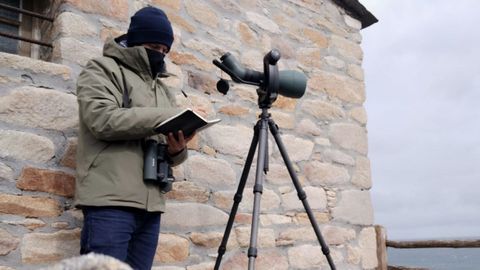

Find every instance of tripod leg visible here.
[267,119,337,270]
[214,121,260,270]
[247,117,269,270]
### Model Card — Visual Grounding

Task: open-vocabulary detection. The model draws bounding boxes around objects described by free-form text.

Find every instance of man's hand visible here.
[167,130,195,156]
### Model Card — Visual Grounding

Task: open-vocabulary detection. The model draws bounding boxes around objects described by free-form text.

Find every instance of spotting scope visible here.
[213,50,307,104]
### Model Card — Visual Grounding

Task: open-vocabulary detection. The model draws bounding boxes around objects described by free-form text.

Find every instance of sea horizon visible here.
[388,247,480,270]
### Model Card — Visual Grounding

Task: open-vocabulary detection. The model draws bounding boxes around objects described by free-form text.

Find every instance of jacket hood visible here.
[103,35,151,79]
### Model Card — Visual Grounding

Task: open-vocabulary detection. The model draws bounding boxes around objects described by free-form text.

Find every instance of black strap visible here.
[119,65,131,108]
[110,57,131,108]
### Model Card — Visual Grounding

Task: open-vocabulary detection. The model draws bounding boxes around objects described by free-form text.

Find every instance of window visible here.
[0,0,53,59]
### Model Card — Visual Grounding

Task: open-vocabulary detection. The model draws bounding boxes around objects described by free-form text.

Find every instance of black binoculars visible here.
[143,139,175,193]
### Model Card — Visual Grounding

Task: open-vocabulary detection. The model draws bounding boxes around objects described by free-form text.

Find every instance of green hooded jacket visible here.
[74,37,187,212]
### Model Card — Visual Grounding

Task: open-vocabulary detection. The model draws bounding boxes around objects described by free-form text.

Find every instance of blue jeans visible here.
[80,206,161,270]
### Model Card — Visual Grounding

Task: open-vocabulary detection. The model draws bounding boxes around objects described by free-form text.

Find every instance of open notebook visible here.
[154,108,221,138]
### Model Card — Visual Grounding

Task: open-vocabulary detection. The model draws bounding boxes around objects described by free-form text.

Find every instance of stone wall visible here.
[0,0,377,269]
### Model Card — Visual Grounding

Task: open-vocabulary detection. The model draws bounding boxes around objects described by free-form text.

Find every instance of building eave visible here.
[333,0,378,29]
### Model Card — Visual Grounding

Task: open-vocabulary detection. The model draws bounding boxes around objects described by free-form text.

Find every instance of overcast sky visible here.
[360,0,480,240]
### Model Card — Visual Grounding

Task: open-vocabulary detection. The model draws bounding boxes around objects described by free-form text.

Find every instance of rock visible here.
[184,0,218,28]
[0,194,61,217]
[0,52,71,80]
[0,162,14,181]
[205,124,253,158]
[162,203,228,228]
[246,12,281,33]
[0,228,19,255]
[0,130,54,163]
[63,0,129,21]
[154,234,189,263]
[17,167,75,197]
[332,190,374,225]
[304,161,350,186]
[60,138,77,169]
[185,155,236,189]
[329,123,368,154]
[281,186,327,211]
[21,229,81,264]
[166,181,210,203]
[0,86,78,130]
[359,227,378,269]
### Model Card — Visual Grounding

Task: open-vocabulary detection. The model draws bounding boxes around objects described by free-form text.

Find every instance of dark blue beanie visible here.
[127,6,174,50]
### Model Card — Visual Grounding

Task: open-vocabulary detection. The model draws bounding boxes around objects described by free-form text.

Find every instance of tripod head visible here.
[213,49,308,109]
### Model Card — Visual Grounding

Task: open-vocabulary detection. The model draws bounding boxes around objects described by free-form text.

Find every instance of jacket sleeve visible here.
[168,147,188,166]
[77,59,179,141]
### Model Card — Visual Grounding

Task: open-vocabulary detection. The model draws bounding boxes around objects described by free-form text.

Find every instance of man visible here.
[75,6,193,270]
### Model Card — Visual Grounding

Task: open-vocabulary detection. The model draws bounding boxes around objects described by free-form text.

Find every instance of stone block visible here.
[64,0,129,21]
[352,156,372,189]
[0,194,61,217]
[287,244,327,268]
[281,186,327,211]
[0,162,14,182]
[301,99,345,120]
[185,0,218,28]
[272,95,297,112]
[222,250,288,270]
[235,227,275,248]
[347,64,364,81]
[185,155,236,189]
[212,188,280,213]
[237,22,258,46]
[332,190,374,225]
[323,225,356,245]
[277,227,316,246]
[349,106,368,125]
[0,130,54,163]
[0,86,78,131]
[297,48,323,69]
[21,229,80,264]
[60,138,77,169]
[0,228,19,255]
[54,12,97,38]
[165,181,210,203]
[170,52,213,72]
[330,35,363,62]
[162,203,228,228]
[0,52,71,80]
[219,105,250,116]
[17,167,75,197]
[264,163,293,186]
[259,214,292,226]
[329,123,368,154]
[302,28,329,48]
[154,234,189,263]
[246,12,281,33]
[1,218,46,230]
[323,149,355,166]
[270,110,295,129]
[189,231,237,249]
[152,0,182,11]
[359,227,378,269]
[304,161,350,186]
[309,71,365,104]
[204,124,253,158]
[53,37,102,66]
[295,119,323,136]
[277,134,314,162]
[166,11,196,33]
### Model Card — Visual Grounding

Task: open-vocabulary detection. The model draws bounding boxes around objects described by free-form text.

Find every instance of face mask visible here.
[145,48,166,78]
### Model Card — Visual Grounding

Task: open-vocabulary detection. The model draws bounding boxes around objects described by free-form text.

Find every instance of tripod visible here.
[212,49,335,270]
[213,107,336,270]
